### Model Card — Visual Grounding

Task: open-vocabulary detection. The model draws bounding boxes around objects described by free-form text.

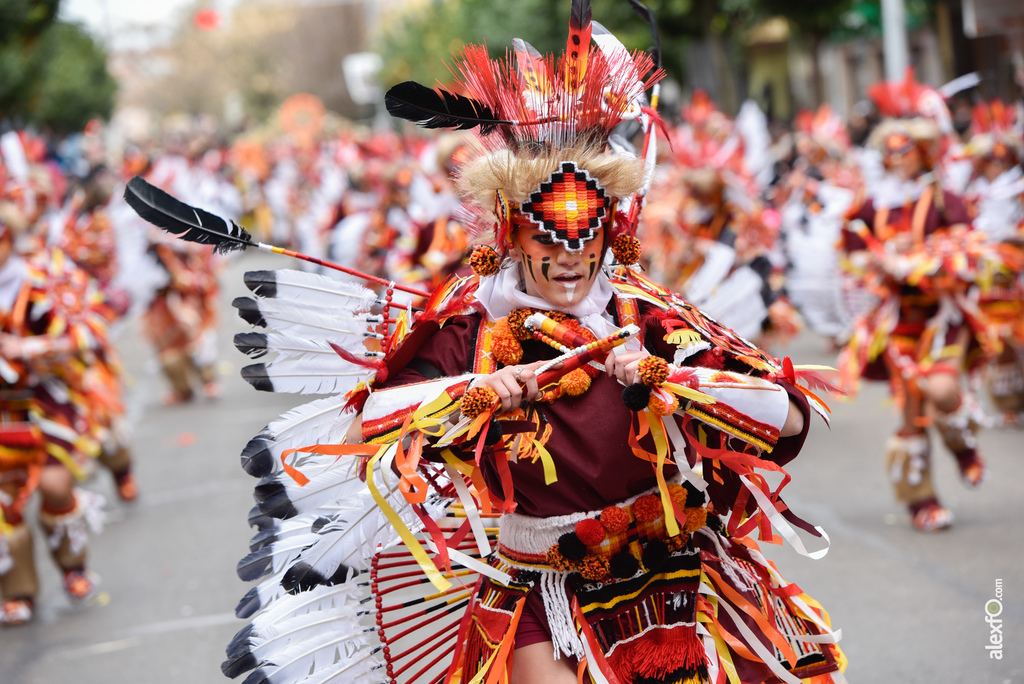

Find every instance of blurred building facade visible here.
[740,0,1024,123]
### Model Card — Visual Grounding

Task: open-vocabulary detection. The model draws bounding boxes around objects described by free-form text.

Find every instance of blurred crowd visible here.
[1,70,1022,624]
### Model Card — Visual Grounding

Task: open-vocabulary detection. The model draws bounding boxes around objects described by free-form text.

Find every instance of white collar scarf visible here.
[474,264,641,350]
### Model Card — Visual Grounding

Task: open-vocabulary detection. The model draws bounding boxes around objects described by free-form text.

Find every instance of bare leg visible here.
[510,642,577,684]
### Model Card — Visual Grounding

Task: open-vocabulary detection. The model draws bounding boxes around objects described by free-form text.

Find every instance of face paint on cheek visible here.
[520,249,538,282]
[587,253,598,281]
[541,256,551,282]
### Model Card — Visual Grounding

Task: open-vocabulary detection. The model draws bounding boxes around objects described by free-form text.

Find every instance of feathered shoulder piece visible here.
[610,267,843,421]
[385,0,663,155]
[609,267,781,375]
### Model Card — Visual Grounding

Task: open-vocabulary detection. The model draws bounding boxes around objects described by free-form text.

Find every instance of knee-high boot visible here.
[933,398,985,487]
[0,523,39,602]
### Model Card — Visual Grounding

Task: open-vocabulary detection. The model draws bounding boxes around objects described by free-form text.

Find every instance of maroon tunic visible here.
[382,301,809,519]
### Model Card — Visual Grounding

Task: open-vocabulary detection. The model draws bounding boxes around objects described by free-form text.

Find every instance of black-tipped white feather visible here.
[223,578,372,679]
[238,619,373,684]
[243,270,378,312]
[241,358,370,395]
[124,176,253,254]
[232,296,370,339]
[240,396,354,478]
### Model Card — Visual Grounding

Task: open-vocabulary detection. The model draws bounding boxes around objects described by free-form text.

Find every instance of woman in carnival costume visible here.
[127,3,846,682]
[838,70,996,533]
[0,190,108,626]
[774,106,860,346]
[961,100,1024,424]
[641,92,792,347]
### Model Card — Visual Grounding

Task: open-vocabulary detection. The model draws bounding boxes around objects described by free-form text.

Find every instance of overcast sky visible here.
[60,0,234,49]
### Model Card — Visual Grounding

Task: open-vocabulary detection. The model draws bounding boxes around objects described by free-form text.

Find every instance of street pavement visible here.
[1,250,1022,683]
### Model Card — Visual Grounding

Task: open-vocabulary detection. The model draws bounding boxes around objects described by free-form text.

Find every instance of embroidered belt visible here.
[496,478,709,584]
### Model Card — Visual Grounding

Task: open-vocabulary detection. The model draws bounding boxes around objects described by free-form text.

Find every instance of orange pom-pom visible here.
[647,392,679,416]
[469,245,500,276]
[665,533,690,552]
[559,368,591,396]
[638,356,669,387]
[491,319,523,366]
[575,518,606,546]
[683,507,708,533]
[632,494,662,522]
[461,385,498,419]
[600,506,631,534]
[667,484,688,511]
[578,555,610,581]
[611,234,642,266]
[545,545,570,572]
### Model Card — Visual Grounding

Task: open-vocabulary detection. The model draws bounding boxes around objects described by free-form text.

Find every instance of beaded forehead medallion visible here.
[520,161,610,251]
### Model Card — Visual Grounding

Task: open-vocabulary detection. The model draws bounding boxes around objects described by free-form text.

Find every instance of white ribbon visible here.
[443,463,491,558]
[699,584,803,684]
[739,474,830,560]
[424,539,510,587]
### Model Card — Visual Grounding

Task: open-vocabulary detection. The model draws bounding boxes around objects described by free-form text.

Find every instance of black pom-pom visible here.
[622,383,652,411]
[642,538,669,572]
[706,513,725,534]
[683,481,704,508]
[609,551,640,579]
[558,532,587,561]
[485,419,504,446]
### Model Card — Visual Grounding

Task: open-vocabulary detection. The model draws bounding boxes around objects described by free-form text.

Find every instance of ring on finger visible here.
[513,366,523,383]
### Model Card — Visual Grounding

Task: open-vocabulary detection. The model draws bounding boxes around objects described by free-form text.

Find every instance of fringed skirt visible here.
[447,482,846,684]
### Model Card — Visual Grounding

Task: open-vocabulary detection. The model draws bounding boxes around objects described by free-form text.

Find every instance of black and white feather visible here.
[234,268,383,394]
[124,176,253,254]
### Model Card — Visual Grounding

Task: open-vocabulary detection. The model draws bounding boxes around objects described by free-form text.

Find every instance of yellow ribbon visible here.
[365,444,452,592]
[648,414,679,537]
[661,382,716,405]
[531,439,558,485]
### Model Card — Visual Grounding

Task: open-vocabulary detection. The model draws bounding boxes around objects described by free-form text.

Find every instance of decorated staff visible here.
[127,2,847,683]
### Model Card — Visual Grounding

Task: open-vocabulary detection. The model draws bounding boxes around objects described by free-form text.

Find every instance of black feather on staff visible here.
[628,0,662,69]
[385,81,513,135]
[124,176,254,254]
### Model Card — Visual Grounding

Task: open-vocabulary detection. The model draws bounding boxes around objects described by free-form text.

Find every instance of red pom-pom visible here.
[632,494,662,522]
[469,245,500,276]
[575,518,606,546]
[600,506,631,534]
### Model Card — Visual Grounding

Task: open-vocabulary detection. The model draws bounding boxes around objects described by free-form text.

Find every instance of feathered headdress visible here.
[795,104,851,159]
[385,0,664,268]
[965,99,1023,163]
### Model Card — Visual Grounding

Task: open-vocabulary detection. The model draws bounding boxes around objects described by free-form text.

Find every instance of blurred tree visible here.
[32,22,118,134]
[375,0,760,113]
[0,0,116,133]
[0,0,61,123]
